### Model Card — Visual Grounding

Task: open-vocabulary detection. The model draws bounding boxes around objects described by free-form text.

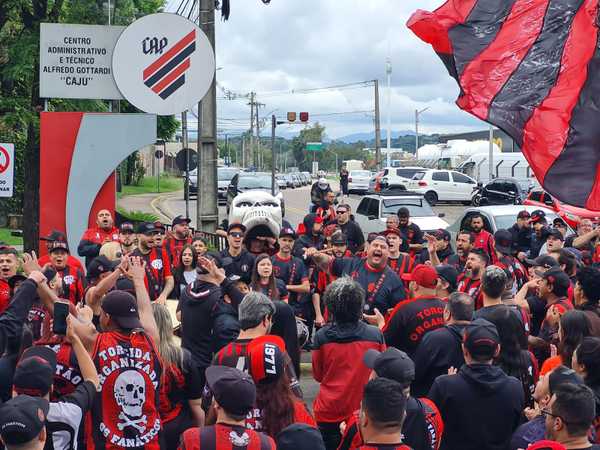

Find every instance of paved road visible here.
[163,183,468,230]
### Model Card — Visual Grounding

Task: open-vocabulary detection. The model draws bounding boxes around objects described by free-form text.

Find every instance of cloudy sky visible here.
[166,0,487,139]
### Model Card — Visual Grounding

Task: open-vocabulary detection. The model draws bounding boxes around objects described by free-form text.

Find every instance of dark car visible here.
[474,177,530,206]
[226,172,284,215]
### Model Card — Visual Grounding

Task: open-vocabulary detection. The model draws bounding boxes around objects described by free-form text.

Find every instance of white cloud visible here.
[167,0,488,138]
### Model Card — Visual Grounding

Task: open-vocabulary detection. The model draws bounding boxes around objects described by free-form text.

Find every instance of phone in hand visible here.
[53,301,69,335]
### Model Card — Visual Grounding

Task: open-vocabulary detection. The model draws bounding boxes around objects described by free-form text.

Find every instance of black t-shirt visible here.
[253,278,289,302]
[271,254,308,305]
[220,248,255,283]
[339,220,365,254]
[527,295,546,336]
[331,257,405,314]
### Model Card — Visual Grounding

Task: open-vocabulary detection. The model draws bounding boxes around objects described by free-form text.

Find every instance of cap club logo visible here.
[112,13,215,116]
[143,30,196,100]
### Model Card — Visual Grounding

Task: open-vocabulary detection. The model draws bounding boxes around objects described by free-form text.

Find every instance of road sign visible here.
[0,144,14,198]
[306,142,323,152]
[154,149,164,159]
[39,23,125,100]
[112,13,215,116]
[175,148,198,171]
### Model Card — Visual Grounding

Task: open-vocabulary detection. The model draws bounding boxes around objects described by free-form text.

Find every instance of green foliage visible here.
[116,207,159,223]
[0,228,24,246]
[291,122,326,171]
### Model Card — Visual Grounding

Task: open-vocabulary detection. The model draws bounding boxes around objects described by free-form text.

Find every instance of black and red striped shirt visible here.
[178,424,275,450]
[131,247,173,301]
[164,236,192,269]
[57,265,86,305]
[388,254,415,290]
[457,274,483,309]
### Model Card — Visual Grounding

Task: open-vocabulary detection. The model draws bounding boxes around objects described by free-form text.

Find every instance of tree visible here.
[0,0,172,251]
[291,122,325,172]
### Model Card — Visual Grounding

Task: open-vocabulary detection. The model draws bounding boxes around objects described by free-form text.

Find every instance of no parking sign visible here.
[0,144,14,198]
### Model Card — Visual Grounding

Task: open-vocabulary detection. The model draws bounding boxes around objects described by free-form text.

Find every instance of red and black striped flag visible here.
[143,30,196,100]
[408,0,600,210]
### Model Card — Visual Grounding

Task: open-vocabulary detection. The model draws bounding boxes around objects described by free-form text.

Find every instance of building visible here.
[439,128,519,153]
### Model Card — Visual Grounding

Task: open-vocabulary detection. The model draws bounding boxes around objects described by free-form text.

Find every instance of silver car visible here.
[348,170,372,194]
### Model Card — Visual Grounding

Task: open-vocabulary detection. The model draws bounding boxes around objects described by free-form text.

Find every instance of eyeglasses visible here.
[229,232,244,238]
[540,408,584,426]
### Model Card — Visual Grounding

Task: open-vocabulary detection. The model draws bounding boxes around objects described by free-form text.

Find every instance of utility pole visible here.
[374,79,382,170]
[182,111,190,219]
[415,107,430,156]
[241,137,245,168]
[256,102,264,170]
[489,124,494,180]
[197,0,218,232]
[225,134,229,166]
[271,115,276,195]
[248,92,255,169]
[386,57,392,167]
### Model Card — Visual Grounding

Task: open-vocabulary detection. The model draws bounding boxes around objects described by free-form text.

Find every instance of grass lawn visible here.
[0,228,23,246]
[119,176,183,197]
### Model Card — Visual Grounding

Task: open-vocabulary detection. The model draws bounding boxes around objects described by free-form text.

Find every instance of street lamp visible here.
[415,107,430,155]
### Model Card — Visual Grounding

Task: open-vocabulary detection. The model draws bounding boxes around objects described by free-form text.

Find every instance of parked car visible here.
[275,174,287,190]
[406,169,478,206]
[226,172,284,216]
[301,171,312,183]
[380,166,427,190]
[187,168,198,199]
[217,167,240,204]
[348,170,372,193]
[447,205,572,242]
[283,173,296,188]
[523,190,600,228]
[472,177,530,206]
[291,173,302,188]
[353,192,449,237]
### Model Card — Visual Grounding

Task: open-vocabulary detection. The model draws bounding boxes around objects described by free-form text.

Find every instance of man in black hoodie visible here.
[428,318,524,450]
[413,292,473,397]
[293,213,325,266]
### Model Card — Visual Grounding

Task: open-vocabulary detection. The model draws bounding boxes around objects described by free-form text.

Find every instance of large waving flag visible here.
[408,0,600,210]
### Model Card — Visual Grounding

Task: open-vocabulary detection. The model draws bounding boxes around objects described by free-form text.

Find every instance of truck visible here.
[416,140,501,170]
[342,160,365,172]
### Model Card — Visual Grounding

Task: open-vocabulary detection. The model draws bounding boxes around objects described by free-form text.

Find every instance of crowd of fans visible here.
[1,200,600,450]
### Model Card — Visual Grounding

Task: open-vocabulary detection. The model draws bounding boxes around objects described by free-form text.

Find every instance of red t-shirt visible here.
[0,279,10,314]
[178,424,276,450]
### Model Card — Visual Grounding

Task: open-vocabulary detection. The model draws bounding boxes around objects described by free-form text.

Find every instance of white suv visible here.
[407,169,477,205]
[380,166,427,189]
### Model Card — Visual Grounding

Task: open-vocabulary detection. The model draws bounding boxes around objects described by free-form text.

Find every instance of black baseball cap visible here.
[547,228,564,241]
[153,221,165,231]
[363,348,415,385]
[87,256,119,281]
[279,227,296,239]
[494,229,513,254]
[434,228,451,242]
[525,254,559,269]
[331,232,347,245]
[435,264,459,291]
[136,221,157,235]
[40,230,67,242]
[48,240,69,253]
[205,365,256,416]
[463,318,500,359]
[13,346,57,396]
[517,210,531,219]
[548,365,584,395]
[101,290,142,330]
[119,222,135,233]
[227,222,247,233]
[530,210,547,224]
[536,267,571,293]
[172,215,191,227]
[8,274,27,290]
[0,395,49,445]
[276,424,326,450]
[367,232,380,243]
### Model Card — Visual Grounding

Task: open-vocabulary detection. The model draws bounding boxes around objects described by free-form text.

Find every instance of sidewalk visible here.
[117,191,181,223]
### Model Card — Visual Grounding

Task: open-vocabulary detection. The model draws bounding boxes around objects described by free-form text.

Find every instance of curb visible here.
[150,195,176,222]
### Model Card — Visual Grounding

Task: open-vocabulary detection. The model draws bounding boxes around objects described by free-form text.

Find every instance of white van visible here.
[457,152,537,186]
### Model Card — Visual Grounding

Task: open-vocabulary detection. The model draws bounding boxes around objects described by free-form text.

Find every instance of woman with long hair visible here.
[152,303,204,450]
[486,306,538,407]
[192,236,208,258]
[250,253,288,302]
[247,337,315,437]
[172,244,197,299]
[541,309,591,376]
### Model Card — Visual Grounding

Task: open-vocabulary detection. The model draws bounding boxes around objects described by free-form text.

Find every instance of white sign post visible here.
[0,144,15,198]
[112,13,215,116]
[39,23,125,100]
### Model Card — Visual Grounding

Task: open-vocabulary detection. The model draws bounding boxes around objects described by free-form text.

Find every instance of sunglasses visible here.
[336,210,348,214]
[229,232,244,238]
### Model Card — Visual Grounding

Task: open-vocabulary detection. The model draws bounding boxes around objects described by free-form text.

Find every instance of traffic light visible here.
[299,112,309,122]
[287,112,297,122]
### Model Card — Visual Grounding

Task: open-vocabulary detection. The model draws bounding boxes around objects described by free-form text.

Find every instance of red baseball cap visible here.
[527,441,566,450]
[401,264,438,289]
[248,335,286,384]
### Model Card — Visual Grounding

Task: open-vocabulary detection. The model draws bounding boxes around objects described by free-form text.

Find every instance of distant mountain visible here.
[334,130,416,143]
